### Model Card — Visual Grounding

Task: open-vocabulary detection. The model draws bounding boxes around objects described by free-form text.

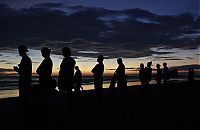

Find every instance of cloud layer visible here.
[0,3,199,58]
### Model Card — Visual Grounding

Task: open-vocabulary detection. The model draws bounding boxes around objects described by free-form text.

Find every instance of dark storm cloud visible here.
[0,3,199,58]
[0,0,198,15]
[33,3,64,8]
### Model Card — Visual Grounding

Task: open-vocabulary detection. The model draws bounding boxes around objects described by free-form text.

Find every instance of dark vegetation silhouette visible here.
[13,45,32,104]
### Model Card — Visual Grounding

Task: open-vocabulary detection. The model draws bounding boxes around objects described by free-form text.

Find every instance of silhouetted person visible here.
[91,55,104,104]
[74,66,83,97]
[155,64,162,86]
[163,62,169,84]
[188,68,194,83]
[139,63,145,86]
[36,47,53,92]
[144,61,152,86]
[58,47,76,100]
[115,58,127,98]
[13,45,32,104]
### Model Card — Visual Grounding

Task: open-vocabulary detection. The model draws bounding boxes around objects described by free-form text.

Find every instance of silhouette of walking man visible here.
[91,55,104,104]
[13,45,32,104]
[155,64,162,86]
[74,66,83,97]
[163,62,169,84]
[115,58,127,98]
[36,47,53,92]
[144,61,152,86]
[58,47,76,100]
[139,63,145,86]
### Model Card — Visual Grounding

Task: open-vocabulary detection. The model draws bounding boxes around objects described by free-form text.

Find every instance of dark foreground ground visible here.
[0,81,200,130]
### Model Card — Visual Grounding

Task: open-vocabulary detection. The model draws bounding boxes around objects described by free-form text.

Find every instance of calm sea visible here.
[0,75,198,98]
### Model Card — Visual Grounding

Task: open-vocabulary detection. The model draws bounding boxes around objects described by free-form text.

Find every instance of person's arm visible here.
[91,65,97,73]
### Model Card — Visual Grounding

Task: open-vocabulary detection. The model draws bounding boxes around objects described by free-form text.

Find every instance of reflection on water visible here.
[0,90,19,99]
[0,81,141,99]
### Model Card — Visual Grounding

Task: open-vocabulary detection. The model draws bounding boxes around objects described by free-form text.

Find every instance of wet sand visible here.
[0,81,200,130]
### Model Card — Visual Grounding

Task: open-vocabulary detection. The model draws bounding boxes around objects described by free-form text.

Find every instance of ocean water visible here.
[0,75,141,90]
[0,74,197,99]
[0,75,142,98]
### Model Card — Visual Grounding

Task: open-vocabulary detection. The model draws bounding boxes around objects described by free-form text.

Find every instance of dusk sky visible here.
[0,0,199,76]
[0,0,199,15]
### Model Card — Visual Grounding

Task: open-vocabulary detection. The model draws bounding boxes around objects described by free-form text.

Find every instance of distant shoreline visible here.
[1,80,199,99]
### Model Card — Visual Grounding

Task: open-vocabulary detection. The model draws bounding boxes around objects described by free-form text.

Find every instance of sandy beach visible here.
[0,80,200,130]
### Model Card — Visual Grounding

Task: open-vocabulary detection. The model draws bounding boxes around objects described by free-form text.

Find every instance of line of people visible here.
[13,45,128,104]
[139,62,170,86]
[13,45,173,104]
[13,46,81,104]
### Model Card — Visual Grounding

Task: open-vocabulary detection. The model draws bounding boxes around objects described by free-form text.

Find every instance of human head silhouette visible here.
[156,64,160,69]
[75,66,79,70]
[18,45,28,56]
[62,47,71,57]
[97,55,104,63]
[147,61,152,68]
[117,58,123,64]
[41,47,50,58]
[163,62,167,67]
[140,63,144,68]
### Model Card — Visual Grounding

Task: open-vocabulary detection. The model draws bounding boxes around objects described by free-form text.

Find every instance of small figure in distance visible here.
[155,64,162,86]
[163,62,169,84]
[58,47,76,101]
[144,61,152,86]
[188,68,194,83]
[91,55,104,104]
[36,47,53,93]
[74,66,83,97]
[13,45,32,104]
[139,63,145,86]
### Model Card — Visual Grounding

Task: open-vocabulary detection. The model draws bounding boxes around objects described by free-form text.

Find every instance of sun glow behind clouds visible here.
[0,46,199,76]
